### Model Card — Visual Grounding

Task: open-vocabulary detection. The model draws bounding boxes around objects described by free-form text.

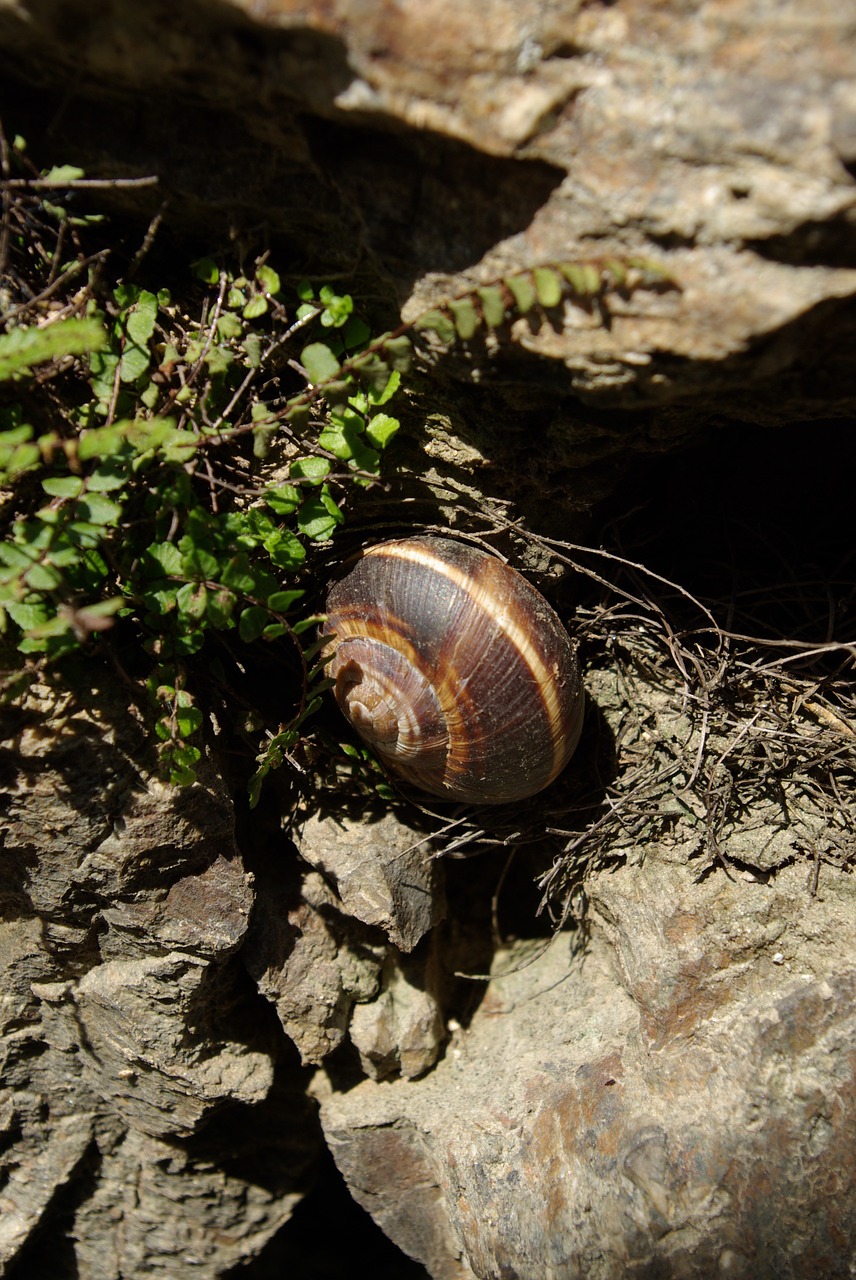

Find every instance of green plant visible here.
[1,128,672,800]
[0,139,412,793]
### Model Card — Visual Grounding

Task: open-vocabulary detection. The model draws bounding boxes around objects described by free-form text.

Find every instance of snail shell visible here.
[322,537,583,803]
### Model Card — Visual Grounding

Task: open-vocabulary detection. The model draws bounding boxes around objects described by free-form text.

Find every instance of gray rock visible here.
[317,856,856,1278]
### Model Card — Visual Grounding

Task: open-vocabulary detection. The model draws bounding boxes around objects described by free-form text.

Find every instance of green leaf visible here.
[120,343,151,383]
[243,333,263,368]
[140,380,160,409]
[414,309,456,345]
[296,485,344,541]
[601,257,628,287]
[365,412,400,450]
[176,581,209,620]
[0,317,106,381]
[0,423,33,448]
[221,555,256,593]
[125,291,158,345]
[42,475,84,499]
[256,265,281,295]
[252,422,275,458]
[24,563,62,590]
[301,342,341,384]
[477,286,507,329]
[6,599,51,629]
[42,201,68,223]
[0,542,37,569]
[560,261,602,295]
[205,588,236,629]
[173,628,205,656]
[449,297,480,341]
[175,704,203,736]
[367,368,401,406]
[267,589,304,612]
[533,267,563,308]
[180,545,219,581]
[296,279,314,301]
[114,283,139,309]
[343,315,371,347]
[626,255,674,285]
[264,484,301,516]
[291,615,325,636]
[243,295,268,320]
[160,428,199,463]
[143,542,183,577]
[319,292,354,328]
[283,402,310,430]
[143,584,178,615]
[319,378,351,408]
[88,349,121,405]
[320,422,380,473]
[77,424,123,461]
[66,521,105,549]
[239,605,269,643]
[264,528,306,570]
[204,344,233,376]
[76,598,124,621]
[318,425,353,461]
[76,493,122,526]
[381,335,413,373]
[192,257,220,284]
[506,274,537,313]
[216,312,243,340]
[41,164,85,184]
[0,442,41,478]
[87,463,128,491]
[290,457,330,484]
[329,404,366,433]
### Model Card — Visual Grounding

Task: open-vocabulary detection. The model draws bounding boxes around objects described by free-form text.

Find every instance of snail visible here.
[322,537,584,803]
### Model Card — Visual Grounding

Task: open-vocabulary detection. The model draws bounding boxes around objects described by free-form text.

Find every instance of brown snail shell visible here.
[322,537,584,804]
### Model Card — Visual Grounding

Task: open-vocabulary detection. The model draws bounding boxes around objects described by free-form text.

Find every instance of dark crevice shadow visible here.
[596,416,856,619]
[301,114,566,297]
[0,1,565,298]
[746,214,856,269]
[226,1146,431,1280]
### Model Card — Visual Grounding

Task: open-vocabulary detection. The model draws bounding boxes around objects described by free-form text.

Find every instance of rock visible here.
[33,953,273,1139]
[316,854,856,1278]
[349,947,446,1081]
[295,808,446,952]
[73,1120,310,1280]
[247,843,446,1077]
[246,868,385,1064]
[0,0,852,435]
[0,1,854,1274]
[0,678,320,1276]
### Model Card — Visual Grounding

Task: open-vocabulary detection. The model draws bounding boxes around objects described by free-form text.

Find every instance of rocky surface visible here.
[317,854,856,1279]
[0,0,855,1277]
[0,685,317,1276]
[0,0,853,435]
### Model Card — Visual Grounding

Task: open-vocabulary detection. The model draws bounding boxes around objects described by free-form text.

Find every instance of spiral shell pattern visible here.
[322,537,584,803]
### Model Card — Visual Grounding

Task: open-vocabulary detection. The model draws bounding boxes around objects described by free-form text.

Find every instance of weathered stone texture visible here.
[0,0,854,1275]
[0,686,317,1276]
[317,855,856,1279]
